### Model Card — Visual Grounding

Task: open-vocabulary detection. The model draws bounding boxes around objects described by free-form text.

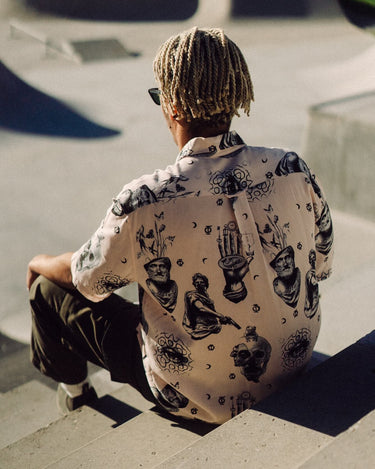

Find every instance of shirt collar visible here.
[176,131,246,161]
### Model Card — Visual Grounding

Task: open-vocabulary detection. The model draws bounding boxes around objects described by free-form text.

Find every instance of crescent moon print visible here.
[262,158,268,163]
[192,222,197,228]
[206,364,212,370]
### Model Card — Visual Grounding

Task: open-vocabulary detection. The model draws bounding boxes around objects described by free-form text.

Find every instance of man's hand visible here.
[26,252,75,291]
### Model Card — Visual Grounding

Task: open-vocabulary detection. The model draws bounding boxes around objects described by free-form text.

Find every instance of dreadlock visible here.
[153,27,254,126]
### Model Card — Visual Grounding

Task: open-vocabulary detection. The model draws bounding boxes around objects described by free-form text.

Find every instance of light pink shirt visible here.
[72,131,333,424]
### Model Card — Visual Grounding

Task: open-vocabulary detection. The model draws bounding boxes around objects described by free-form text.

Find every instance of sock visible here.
[60,379,91,398]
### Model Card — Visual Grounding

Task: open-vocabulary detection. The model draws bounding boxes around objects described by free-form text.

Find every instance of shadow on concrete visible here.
[0,61,120,138]
[338,0,375,29]
[25,0,198,21]
[253,335,375,436]
[89,395,143,428]
[24,0,312,20]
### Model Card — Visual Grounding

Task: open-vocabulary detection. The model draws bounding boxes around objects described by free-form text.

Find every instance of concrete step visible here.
[0,380,59,450]
[298,408,375,469]
[0,382,154,468]
[44,410,212,469]
[154,332,375,468]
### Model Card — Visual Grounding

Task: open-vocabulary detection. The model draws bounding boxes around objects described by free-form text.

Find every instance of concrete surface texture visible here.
[303,91,375,221]
[1,3,375,356]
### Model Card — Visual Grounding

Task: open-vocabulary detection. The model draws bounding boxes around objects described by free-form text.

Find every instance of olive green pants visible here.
[29,276,155,403]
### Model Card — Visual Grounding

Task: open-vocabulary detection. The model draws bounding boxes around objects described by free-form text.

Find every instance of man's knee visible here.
[29,276,67,312]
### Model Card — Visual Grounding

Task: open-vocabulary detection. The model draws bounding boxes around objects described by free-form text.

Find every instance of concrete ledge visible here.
[303,91,375,221]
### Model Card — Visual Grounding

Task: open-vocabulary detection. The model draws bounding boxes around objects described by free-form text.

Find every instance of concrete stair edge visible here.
[43,409,207,469]
[0,381,154,469]
[0,380,60,450]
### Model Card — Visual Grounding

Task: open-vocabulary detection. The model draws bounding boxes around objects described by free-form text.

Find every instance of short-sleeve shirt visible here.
[71,131,334,424]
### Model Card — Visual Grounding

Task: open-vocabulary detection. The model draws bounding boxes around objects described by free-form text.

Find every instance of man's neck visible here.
[172,119,230,150]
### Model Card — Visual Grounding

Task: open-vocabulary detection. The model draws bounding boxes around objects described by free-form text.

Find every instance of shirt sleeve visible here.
[71,196,136,302]
[310,172,334,281]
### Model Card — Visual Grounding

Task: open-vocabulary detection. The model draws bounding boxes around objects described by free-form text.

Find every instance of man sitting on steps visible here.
[27,27,334,424]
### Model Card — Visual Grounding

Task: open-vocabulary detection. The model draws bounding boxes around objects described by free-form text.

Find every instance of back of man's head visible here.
[153,27,254,128]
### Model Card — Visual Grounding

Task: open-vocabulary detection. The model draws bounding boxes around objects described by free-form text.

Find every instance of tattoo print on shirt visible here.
[230,391,256,418]
[154,332,192,374]
[258,205,301,308]
[94,272,130,296]
[304,250,319,319]
[230,326,272,382]
[209,164,253,196]
[183,273,241,340]
[76,231,105,272]
[282,328,312,370]
[217,222,254,304]
[275,152,322,199]
[111,178,193,217]
[136,217,178,313]
[315,201,334,256]
[151,384,189,412]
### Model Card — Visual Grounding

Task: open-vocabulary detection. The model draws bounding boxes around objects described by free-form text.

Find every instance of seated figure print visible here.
[183,273,240,340]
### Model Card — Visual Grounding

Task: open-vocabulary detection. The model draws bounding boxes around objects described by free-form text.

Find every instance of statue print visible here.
[183,273,241,340]
[137,220,177,312]
[112,184,158,216]
[94,272,130,296]
[152,385,189,412]
[75,231,105,272]
[270,246,301,309]
[230,326,272,382]
[258,206,301,308]
[144,257,178,313]
[304,250,319,319]
[282,328,312,370]
[275,152,322,198]
[230,391,256,418]
[209,165,253,196]
[217,221,254,304]
[154,332,192,374]
[315,202,334,256]
[138,286,149,334]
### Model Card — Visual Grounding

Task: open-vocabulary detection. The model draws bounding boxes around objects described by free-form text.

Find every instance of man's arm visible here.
[26,252,75,291]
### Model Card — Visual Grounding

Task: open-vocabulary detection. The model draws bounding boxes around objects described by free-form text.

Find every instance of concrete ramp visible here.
[188,0,231,26]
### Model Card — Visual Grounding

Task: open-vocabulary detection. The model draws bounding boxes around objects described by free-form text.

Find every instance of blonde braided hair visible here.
[153,27,254,127]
